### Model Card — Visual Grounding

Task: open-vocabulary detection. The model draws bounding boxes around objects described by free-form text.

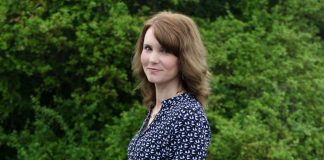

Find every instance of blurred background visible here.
[0,0,323,159]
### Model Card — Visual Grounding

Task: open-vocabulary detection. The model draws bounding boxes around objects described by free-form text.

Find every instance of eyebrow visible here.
[143,44,151,47]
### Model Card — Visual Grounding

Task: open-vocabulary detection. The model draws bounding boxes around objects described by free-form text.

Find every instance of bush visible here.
[0,1,141,159]
[203,0,323,159]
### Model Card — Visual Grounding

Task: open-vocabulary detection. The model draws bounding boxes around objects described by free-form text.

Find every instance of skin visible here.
[141,27,184,125]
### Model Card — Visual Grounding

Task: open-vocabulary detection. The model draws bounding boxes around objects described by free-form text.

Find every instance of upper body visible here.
[128,92,211,160]
[129,11,211,160]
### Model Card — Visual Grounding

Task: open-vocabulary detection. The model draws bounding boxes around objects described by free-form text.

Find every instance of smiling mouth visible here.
[147,68,161,72]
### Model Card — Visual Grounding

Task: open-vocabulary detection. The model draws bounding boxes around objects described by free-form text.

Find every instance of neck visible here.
[154,79,183,106]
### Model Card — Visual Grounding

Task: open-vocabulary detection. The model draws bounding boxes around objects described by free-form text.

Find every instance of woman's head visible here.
[132,11,209,107]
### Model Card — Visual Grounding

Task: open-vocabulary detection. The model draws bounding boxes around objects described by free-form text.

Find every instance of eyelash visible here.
[143,46,168,54]
[144,46,152,51]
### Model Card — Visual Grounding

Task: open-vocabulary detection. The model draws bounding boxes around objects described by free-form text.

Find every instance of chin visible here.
[147,79,159,83]
[147,78,163,84]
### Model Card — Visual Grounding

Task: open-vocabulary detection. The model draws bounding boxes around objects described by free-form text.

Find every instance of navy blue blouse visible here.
[128,92,211,160]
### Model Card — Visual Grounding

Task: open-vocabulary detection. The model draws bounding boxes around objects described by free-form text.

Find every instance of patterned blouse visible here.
[128,92,211,160]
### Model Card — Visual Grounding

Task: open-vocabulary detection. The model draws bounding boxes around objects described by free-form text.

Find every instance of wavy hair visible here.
[132,11,210,108]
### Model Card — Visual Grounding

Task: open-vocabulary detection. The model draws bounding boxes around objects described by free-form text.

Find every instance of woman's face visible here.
[141,27,179,85]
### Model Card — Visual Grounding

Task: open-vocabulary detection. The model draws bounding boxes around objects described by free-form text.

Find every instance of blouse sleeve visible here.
[169,109,211,160]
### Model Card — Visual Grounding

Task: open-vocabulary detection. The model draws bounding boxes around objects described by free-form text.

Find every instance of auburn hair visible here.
[132,11,210,108]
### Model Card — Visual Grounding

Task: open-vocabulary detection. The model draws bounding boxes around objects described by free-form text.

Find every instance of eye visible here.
[143,45,152,51]
[160,48,166,53]
[160,47,170,54]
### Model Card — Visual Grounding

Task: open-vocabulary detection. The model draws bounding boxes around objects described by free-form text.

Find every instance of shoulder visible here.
[171,93,207,120]
[161,92,210,130]
[167,93,210,133]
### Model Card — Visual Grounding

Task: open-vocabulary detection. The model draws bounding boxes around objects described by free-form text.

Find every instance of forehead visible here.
[143,28,160,46]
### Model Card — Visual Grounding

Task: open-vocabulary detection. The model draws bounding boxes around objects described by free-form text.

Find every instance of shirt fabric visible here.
[128,92,211,160]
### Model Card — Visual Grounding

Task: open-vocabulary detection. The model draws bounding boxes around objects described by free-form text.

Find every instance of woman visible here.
[128,11,211,160]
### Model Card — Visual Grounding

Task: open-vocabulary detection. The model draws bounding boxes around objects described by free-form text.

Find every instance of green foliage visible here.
[203,0,324,159]
[104,103,146,160]
[0,0,323,159]
[0,1,141,159]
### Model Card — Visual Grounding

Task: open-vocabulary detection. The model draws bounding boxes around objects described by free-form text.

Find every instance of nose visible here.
[148,51,159,64]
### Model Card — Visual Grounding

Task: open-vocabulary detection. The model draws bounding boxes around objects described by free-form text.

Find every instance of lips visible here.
[147,67,162,73]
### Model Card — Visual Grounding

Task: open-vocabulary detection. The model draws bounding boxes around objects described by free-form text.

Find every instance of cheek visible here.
[140,52,147,66]
[164,58,179,72]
